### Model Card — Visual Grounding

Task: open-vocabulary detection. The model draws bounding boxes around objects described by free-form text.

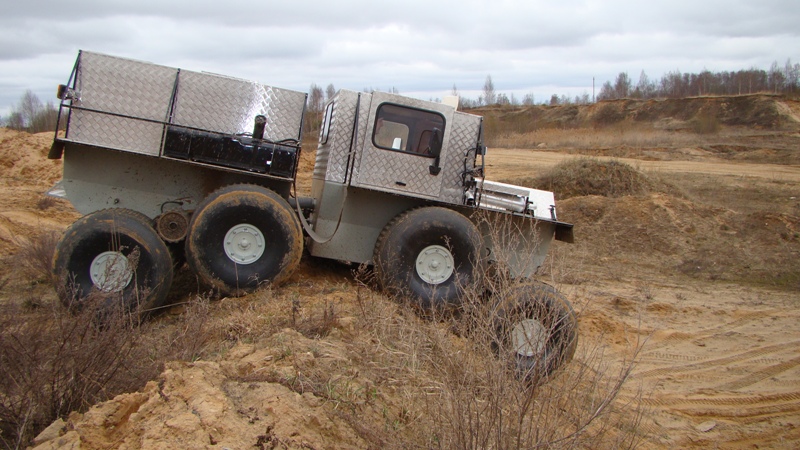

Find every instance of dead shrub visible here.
[0,296,159,449]
[12,228,61,284]
[341,211,644,448]
[35,196,57,211]
[0,288,219,448]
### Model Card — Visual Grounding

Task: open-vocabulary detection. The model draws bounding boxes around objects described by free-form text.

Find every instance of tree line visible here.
[598,59,800,101]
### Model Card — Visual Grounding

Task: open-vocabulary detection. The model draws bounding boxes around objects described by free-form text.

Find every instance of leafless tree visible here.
[614,72,631,98]
[483,75,496,105]
[5,112,24,130]
[769,61,785,93]
[598,81,614,101]
[785,59,799,94]
[325,83,336,102]
[635,70,655,99]
[19,90,42,127]
[522,93,535,106]
[308,83,325,113]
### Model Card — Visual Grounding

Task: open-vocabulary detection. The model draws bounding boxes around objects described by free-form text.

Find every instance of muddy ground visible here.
[1,95,799,449]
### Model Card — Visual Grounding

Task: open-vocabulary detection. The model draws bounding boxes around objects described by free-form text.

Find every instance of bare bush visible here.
[0,297,157,449]
[339,211,645,448]
[12,229,61,284]
[35,196,57,211]
[0,285,229,449]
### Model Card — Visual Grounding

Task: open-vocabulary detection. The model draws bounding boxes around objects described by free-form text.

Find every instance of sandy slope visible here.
[1,124,799,448]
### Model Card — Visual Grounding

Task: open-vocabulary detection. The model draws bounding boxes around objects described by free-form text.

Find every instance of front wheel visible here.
[52,208,174,315]
[374,207,484,309]
[493,283,578,383]
[185,184,303,297]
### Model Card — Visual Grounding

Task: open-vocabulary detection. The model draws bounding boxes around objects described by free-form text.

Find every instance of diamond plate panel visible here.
[357,149,442,198]
[349,94,372,183]
[313,90,359,182]
[353,92,459,200]
[174,71,305,141]
[63,51,306,157]
[439,112,481,204]
[69,51,177,155]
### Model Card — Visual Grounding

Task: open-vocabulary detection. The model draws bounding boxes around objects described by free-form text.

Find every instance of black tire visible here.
[185,184,302,297]
[52,208,174,315]
[374,207,483,309]
[494,283,578,383]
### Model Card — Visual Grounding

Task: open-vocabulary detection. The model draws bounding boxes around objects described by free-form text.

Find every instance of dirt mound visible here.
[518,157,668,199]
[0,129,62,185]
[32,331,371,450]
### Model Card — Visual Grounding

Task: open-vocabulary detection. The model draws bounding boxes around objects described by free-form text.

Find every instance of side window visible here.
[372,103,445,156]
[319,101,334,145]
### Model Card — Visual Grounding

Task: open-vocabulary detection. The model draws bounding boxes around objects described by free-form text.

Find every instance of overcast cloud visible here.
[1,0,798,116]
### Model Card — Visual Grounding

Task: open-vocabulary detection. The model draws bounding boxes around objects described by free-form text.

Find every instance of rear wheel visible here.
[374,207,483,309]
[494,283,578,383]
[52,208,174,315]
[185,184,303,296]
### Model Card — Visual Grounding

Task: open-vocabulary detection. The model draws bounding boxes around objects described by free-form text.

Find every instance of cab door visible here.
[353,92,455,199]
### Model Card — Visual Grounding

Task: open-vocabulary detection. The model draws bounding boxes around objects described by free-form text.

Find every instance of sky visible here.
[1,0,798,117]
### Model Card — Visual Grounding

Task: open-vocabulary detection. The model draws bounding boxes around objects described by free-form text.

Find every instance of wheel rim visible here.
[415,245,454,285]
[511,318,548,357]
[90,251,133,293]
[224,223,265,265]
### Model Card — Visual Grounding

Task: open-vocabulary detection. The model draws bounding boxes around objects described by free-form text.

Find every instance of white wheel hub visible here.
[415,245,454,285]
[511,319,548,357]
[90,251,133,293]
[224,224,265,264]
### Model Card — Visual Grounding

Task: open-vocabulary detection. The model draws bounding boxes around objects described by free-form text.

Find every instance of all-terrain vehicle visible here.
[48,51,577,377]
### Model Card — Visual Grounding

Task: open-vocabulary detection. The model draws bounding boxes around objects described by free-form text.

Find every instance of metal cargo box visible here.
[58,51,306,168]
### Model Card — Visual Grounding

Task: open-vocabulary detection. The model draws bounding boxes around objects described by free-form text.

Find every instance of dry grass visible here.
[0,296,156,449]
[338,275,643,448]
[191,215,646,449]
[11,229,60,284]
[490,126,702,150]
[244,214,645,449]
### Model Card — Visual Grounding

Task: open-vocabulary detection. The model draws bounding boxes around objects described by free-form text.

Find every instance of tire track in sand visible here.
[716,355,800,391]
[633,340,800,379]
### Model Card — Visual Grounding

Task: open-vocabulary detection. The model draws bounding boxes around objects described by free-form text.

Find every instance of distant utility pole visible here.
[592,77,595,103]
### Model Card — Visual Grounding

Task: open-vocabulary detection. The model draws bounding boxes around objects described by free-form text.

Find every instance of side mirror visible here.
[428,127,443,175]
[57,84,79,101]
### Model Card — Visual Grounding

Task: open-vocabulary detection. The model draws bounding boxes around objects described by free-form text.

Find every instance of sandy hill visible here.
[472,93,800,131]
